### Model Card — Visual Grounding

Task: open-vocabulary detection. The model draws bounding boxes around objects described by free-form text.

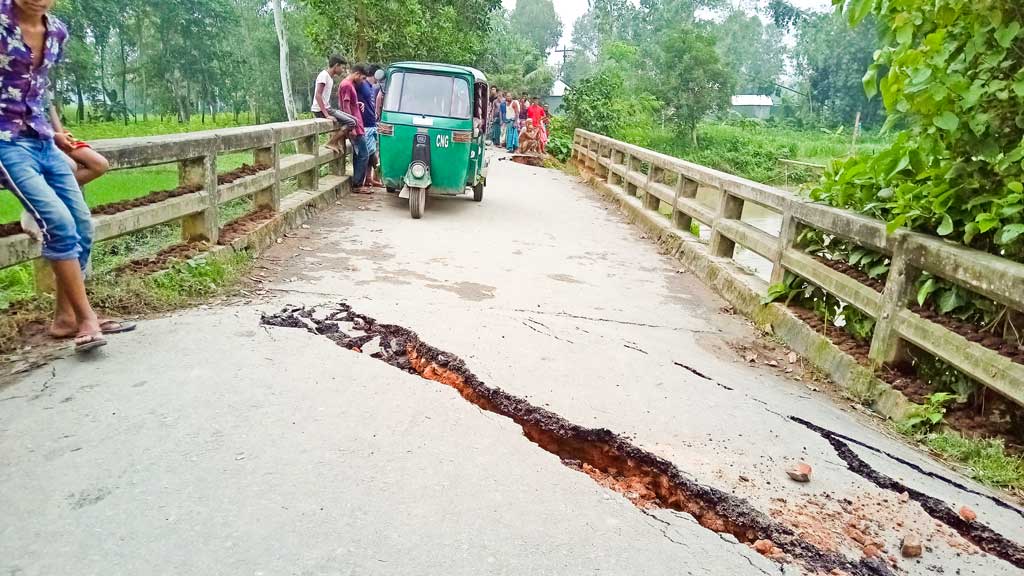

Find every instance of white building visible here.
[730,95,774,119]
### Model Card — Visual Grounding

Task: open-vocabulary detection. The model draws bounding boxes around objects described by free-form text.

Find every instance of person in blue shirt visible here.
[357,64,383,188]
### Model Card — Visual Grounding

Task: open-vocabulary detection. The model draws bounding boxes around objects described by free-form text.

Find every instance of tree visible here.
[509,0,562,56]
[477,10,547,93]
[714,10,784,95]
[794,11,884,127]
[654,28,735,144]
[303,0,499,64]
[273,0,298,120]
[813,0,1024,257]
[561,42,660,143]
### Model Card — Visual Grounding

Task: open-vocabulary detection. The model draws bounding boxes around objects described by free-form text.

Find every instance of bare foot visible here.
[49,316,77,339]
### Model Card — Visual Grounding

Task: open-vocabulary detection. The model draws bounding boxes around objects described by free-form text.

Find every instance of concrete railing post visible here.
[608,149,622,186]
[624,155,638,196]
[329,138,347,177]
[32,258,55,294]
[643,166,662,211]
[672,176,698,233]
[296,134,319,191]
[869,237,917,365]
[179,154,219,244]
[254,138,281,212]
[770,213,798,284]
[596,142,609,179]
[709,189,743,258]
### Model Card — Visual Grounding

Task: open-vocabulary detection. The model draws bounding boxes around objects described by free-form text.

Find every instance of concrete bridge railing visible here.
[572,128,1024,409]
[0,119,347,288]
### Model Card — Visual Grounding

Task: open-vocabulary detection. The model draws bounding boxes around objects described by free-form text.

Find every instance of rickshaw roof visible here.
[388,62,487,84]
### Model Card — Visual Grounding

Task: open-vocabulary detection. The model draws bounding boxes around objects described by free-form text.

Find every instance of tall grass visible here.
[644,120,890,186]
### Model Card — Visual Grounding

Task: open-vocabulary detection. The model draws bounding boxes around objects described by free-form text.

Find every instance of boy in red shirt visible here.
[338,65,369,193]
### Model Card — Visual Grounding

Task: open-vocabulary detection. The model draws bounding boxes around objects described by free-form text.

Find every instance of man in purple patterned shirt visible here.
[0,0,112,352]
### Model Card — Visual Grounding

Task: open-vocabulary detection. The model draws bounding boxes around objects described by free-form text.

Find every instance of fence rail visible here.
[573,129,1024,408]
[0,119,347,286]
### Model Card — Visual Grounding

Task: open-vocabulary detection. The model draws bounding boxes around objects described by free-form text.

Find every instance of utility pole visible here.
[553,45,576,78]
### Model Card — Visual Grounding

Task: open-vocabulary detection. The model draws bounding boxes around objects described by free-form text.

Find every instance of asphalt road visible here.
[1,152,1022,575]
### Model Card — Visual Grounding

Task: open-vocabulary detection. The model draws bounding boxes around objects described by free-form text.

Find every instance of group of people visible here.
[311,55,386,193]
[488,88,549,155]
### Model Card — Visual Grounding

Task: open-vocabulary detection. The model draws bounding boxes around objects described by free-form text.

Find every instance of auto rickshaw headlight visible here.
[410,162,427,179]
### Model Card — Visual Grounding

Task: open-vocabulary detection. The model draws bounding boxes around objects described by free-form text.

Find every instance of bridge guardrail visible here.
[572,128,1024,408]
[0,118,347,288]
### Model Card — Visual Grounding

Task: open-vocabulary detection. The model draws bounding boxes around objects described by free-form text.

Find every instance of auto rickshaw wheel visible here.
[472,183,484,202]
[409,187,426,219]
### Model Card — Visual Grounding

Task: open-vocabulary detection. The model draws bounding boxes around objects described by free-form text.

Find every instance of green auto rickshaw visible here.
[378,62,489,219]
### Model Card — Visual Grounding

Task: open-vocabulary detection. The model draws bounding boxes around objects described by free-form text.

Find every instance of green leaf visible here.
[1008,182,1024,194]
[976,213,1000,233]
[846,0,875,26]
[938,287,967,314]
[934,111,960,131]
[762,282,790,305]
[862,66,878,99]
[963,223,980,244]
[917,278,937,306]
[994,22,1021,48]
[937,213,954,236]
[995,223,1024,245]
[867,262,890,278]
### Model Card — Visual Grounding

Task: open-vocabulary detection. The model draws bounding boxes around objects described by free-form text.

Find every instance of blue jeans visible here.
[351,134,369,186]
[0,138,92,270]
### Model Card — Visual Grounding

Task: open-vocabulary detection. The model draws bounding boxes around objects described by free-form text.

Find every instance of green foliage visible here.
[145,252,251,300]
[561,47,661,141]
[509,0,562,55]
[793,11,885,127]
[911,348,980,400]
[715,10,785,95]
[816,0,1024,261]
[924,432,1024,489]
[654,28,735,144]
[477,9,554,96]
[899,392,959,434]
[545,117,573,163]
[304,0,499,64]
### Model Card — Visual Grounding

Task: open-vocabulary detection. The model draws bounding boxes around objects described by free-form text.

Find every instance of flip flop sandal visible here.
[75,333,108,353]
[100,320,137,335]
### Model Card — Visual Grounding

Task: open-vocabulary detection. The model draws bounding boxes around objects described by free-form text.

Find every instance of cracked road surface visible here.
[2,156,1023,575]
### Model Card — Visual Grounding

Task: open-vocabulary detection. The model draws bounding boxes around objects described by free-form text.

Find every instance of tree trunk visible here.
[272,0,297,121]
[138,16,148,122]
[355,1,368,61]
[75,81,85,123]
[120,31,129,126]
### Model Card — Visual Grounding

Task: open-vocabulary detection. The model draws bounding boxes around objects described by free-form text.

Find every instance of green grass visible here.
[0,152,256,223]
[616,119,891,186]
[924,432,1024,490]
[61,112,260,140]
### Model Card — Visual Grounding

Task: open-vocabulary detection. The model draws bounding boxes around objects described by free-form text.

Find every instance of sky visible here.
[500,0,834,64]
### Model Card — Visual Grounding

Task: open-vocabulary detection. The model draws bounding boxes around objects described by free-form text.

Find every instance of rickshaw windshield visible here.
[384,72,472,119]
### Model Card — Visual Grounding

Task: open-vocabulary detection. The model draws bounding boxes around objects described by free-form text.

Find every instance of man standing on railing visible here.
[339,64,370,194]
[0,0,129,353]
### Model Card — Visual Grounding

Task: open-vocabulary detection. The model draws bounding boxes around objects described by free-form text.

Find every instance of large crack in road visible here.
[263,303,897,576]
[792,417,1024,569]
